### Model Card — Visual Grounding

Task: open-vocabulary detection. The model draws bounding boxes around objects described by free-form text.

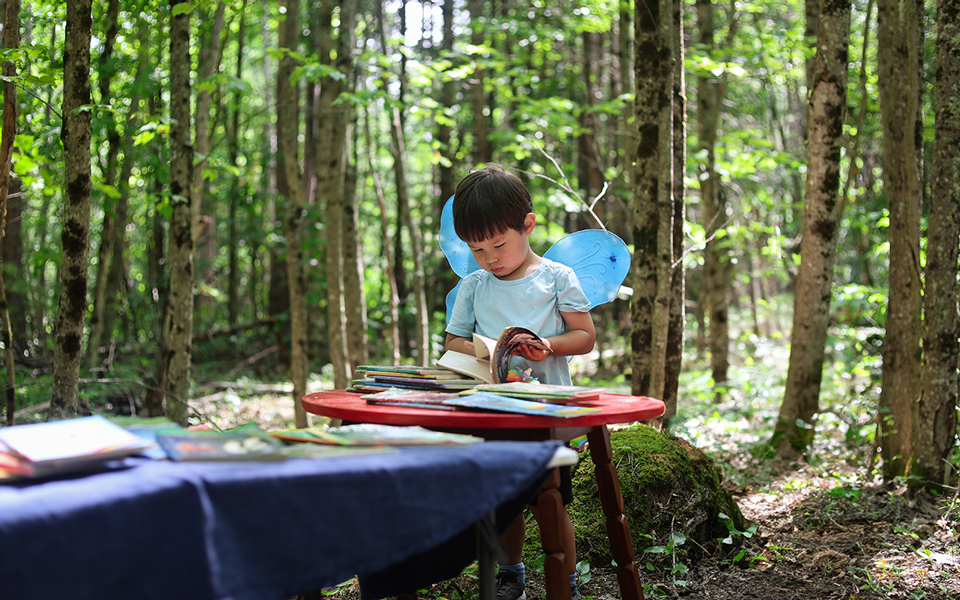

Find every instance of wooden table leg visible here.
[587,426,645,600]
[537,468,572,600]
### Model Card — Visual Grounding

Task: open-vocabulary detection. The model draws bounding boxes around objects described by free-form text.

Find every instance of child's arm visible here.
[514,311,596,362]
[444,332,475,355]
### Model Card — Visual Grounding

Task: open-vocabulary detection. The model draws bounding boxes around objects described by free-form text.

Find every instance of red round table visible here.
[302,390,664,600]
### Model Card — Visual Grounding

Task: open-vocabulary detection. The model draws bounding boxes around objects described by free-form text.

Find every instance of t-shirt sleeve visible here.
[444,274,480,338]
[556,267,592,313]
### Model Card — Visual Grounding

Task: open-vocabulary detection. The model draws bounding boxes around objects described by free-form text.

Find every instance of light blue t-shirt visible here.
[445,257,591,385]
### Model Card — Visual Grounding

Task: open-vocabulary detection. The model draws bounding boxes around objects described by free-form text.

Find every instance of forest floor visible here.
[194,388,960,600]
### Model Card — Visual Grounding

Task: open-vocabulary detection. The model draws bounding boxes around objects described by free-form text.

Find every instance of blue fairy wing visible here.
[444,279,463,325]
[438,195,481,277]
[543,229,630,308]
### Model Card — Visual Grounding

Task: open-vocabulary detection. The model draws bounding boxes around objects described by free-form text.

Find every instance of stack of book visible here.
[361,387,602,418]
[349,364,484,393]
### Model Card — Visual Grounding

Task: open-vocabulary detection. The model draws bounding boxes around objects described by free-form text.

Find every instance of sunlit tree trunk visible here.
[648,0,676,404]
[631,0,662,397]
[278,0,308,428]
[50,0,93,420]
[160,0,195,425]
[877,0,923,480]
[771,0,850,459]
[913,0,960,489]
[0,0,21,425]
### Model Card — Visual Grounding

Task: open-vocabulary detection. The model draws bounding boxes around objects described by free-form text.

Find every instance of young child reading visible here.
[444,164,596,600]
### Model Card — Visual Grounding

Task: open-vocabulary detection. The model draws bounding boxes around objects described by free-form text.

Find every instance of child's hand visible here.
[513,340,552,362]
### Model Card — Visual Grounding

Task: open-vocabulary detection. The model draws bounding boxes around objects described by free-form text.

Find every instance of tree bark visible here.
[278,0,309,428]
[50,0,93,420]
[913,0,958,489]
[771,0,850,459]
[160,0,196,425]
[0,0,21,425]
[876,0,923,479]
[631,0,661,397]
[696,0,731,397]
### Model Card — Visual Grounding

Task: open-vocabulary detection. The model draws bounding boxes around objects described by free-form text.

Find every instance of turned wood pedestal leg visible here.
[587,426,644,600]
[537,468,572,600]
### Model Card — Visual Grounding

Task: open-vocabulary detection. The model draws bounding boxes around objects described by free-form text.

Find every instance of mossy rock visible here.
[523,424,748,566]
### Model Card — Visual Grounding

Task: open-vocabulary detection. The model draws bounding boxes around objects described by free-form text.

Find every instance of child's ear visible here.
[523,212,535,235]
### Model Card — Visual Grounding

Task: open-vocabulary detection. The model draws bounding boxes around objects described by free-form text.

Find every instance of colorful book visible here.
[444,392,600,418]
[470,382,603,403]
[437,326,551,384]
[156,425,287,462]
[322,424,483,446]
[0,415,156,479]
[361,389,462,411]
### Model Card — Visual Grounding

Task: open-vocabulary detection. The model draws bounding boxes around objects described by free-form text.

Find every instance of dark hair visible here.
[452,164,533,242]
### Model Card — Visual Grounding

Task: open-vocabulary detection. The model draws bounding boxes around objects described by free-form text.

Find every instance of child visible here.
[444,164,596,600]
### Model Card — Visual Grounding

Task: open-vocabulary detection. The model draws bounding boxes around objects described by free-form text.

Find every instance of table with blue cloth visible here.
[0,440,566,600]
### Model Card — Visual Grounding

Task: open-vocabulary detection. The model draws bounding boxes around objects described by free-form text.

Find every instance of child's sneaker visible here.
[495,569,526,600]
[571,586,582,600]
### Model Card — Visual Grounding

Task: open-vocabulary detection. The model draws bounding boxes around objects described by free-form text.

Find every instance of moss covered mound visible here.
[524,424,748,566]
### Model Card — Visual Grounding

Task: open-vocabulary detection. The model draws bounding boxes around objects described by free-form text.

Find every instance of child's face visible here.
[466,213,537,281]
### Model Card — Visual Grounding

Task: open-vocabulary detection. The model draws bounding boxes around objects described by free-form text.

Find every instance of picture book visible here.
[470,382,603,403]
[437,326,551,384]
[444,392,600,418]
[361,389,462,411]
[156,425,287,462]
[323,424,483,446]
[356,365,466,380]
[0,415,156,479]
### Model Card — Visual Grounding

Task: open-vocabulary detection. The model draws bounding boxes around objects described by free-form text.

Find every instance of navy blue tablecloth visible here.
[0,440,561,600]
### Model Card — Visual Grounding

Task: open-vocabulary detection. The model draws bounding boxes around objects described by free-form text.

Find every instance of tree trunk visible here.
[86,0,121,366]
[227,0,247,327]
[278,0,309,428]
[771,0,850,459]
[662,0,686,425]
[696,0,731,397]
[631,0,662,397]
[317,0,356,388]
[913,0,960,489]
[50,0,93,420]
[469,0,491,164]
[160,0,196,425]
[0,0,21,425]
[648,0,676,404]
[876,0,923,480]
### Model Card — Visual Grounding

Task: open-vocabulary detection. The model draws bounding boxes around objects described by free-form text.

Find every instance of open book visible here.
[437,326,551,384]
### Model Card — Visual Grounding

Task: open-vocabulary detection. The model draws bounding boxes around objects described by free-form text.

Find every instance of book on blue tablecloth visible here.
[157,425,287,461]
[0,415,156,479]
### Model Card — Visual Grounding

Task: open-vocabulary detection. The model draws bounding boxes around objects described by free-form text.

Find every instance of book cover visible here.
[157,426,287,461]
[444,392,600,418]
[437,326,551,384]
[470,382,603,403]
[0,415,155,477]
[361,389,461,411]
[323,424,483,446]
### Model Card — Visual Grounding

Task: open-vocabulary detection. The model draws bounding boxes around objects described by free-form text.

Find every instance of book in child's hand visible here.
[157,425,287,462]
[437,326,551,384]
